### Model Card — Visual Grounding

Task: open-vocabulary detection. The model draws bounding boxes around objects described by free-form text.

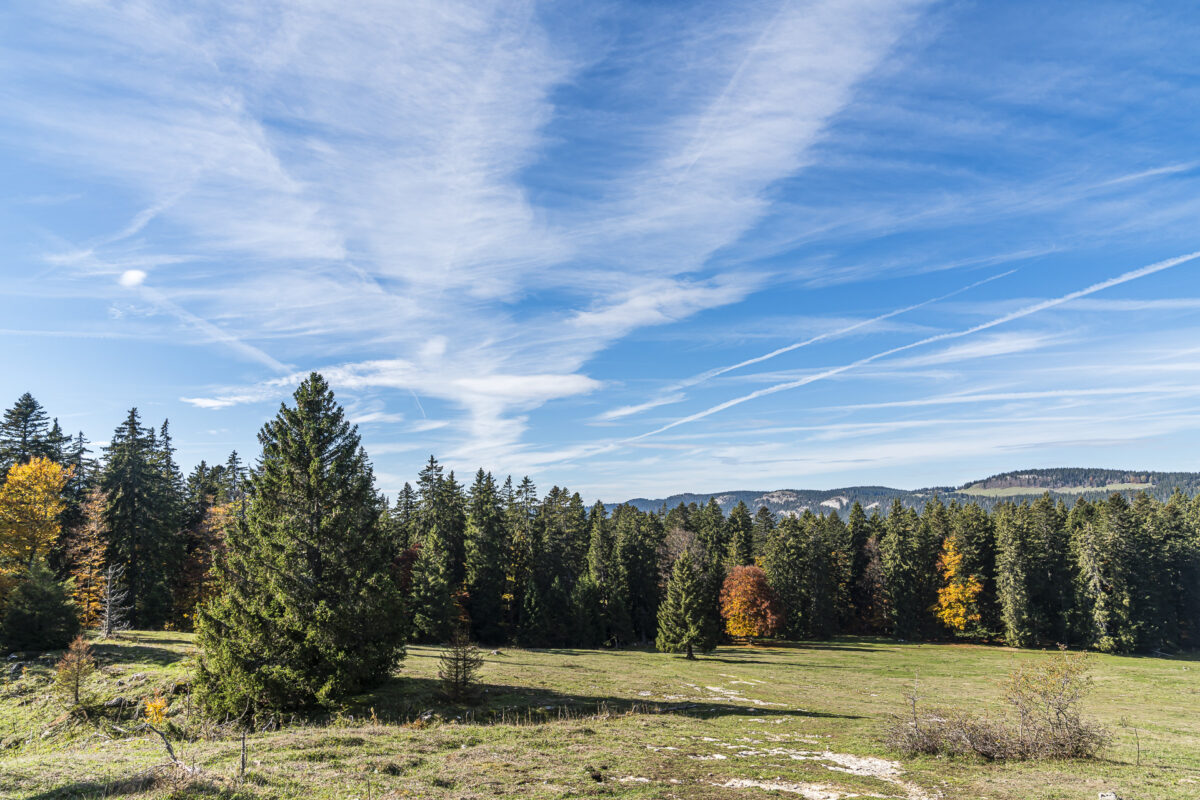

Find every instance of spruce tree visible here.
[880,500,923,639]
[409,523,454,643]
[101,409,181,628]
[390,482,417,551]
[194,373,405,715]
[464,470,507,643]
[656,550,715,658]
[996,503,1038,647]
[726,500,754,566]
[752,505,776,556]
[0,393,55,475]
[763,516,807,637]
[0,561,80,651]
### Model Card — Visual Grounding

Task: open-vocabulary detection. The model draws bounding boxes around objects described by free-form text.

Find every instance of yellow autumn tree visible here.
[0,457,71,570]
[934,538,983,635]
[174,501,231,627]
[68,490,109,627]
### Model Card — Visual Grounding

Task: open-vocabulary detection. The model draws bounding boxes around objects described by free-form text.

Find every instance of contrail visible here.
[631,250,1200,440]
[680,268,1017,387]
[140,286,291,373]
[600,268,1017,421]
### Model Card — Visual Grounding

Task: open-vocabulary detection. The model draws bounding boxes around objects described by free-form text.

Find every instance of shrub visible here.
[438,627,484,702]
[886,648,1110,761]
[0,561,80,651]
[53,634,96,708]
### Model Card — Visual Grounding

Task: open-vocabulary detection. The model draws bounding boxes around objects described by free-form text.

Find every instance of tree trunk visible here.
[685,641,695,660]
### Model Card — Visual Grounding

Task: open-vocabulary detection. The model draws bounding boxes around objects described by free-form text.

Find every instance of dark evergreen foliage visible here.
[194,374,405,716]
[0,561,80,651]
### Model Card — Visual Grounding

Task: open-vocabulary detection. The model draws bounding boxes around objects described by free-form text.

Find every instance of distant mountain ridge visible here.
[615,467,1200,516]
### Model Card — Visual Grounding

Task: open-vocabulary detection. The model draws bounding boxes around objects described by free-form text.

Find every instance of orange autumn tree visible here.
[934,537,983,636]
[0,456,71,570]
[720,565,784,640]
[68,490,109,627]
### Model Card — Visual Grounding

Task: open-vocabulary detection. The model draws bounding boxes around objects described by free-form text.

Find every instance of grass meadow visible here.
[2,632,1197,799]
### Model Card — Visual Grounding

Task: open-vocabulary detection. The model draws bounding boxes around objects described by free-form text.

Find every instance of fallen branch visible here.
[139,723,201,776]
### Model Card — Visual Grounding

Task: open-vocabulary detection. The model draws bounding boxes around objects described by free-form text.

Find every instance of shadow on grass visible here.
[90,641,190,668]
[353,675,861,723]
[23,772,161,800]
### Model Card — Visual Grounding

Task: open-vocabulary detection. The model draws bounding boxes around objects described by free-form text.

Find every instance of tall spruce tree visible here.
[726,501,754,566]
[409,521,454,644]
[880,500,924,639]
[463,470,507,643]
[100,409,181,628]
[752,506,776,559]
[0,393,56,476]
[194,373,405,716]
[656,550,716,658]
[996,503,1038,647]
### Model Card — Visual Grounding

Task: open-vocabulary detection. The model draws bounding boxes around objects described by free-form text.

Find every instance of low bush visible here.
[886,647,1110,761]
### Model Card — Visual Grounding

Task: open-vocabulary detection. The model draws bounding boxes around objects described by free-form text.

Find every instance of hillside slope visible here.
[617,467,1200,515]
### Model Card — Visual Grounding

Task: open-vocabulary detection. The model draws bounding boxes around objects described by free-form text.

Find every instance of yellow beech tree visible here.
[934,538,983,635]
[0,456,70,570]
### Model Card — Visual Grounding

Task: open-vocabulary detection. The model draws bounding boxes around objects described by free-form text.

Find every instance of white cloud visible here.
[118,269,146,287]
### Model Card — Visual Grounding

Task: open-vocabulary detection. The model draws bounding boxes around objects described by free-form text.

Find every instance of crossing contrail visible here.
[600,268,1016,421]
[630,250,1200,440]
[680,268,1018,387]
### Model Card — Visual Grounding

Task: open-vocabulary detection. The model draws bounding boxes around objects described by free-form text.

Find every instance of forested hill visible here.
[619,467,1200,515]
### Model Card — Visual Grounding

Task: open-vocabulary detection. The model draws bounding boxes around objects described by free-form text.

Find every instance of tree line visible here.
[0,375,1197,713]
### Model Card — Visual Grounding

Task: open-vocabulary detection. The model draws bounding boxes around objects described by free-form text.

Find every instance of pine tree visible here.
[614,505,662,643]
[951,502,1000,637]
[194,373,405,716]
[586,501,631,645]
[464,470,507,643]
[656,551,716,658]
[222,450,247,506]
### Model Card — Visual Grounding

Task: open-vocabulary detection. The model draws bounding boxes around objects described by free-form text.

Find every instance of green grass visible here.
[957,482,1152,497]
[2,632,1198,799]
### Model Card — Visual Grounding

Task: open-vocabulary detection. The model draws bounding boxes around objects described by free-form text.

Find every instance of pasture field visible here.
[1,632,1197,799]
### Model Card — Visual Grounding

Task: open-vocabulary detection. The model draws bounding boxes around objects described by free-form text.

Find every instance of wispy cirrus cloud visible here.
[8,1,1200,497]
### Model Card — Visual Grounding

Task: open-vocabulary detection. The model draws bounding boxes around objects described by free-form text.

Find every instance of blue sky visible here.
[3,0,1200,501]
